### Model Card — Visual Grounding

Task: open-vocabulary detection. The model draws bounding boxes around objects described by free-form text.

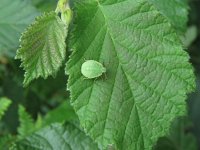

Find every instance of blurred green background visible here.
[0,0,200,149]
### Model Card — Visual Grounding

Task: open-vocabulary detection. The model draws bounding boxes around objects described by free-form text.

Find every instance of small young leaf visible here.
[0,134,16,150]
[16,11,68,86]
[15,123,99,150]
[43,101,77,125]
[182,26,198,47]
[17,105,35,140]
[0,97,11,120]
[67,0,195,149]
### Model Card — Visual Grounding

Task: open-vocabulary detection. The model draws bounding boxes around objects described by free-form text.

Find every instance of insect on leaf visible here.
[81,60,106,79]
[66,0,195,149]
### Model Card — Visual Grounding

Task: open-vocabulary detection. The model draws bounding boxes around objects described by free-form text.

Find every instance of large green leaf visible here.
[15,123,99,150]
[67,0,195,149]
[0,97,11,120]
[150,0,188,33]
[16,12,68,86]
[0,0,39,57]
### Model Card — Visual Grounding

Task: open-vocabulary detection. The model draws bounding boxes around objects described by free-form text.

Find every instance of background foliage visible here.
[0,0,200,149]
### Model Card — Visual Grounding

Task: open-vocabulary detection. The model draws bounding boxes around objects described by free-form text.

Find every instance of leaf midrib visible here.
[95,1,146,147]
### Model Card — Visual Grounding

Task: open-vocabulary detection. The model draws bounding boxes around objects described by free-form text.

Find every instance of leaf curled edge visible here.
[66,0,196,149]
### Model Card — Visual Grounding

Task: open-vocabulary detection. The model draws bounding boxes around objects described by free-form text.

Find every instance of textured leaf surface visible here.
[0,0,39,57]
[67,0,195,149]
[150,0,188,33]
[15,123,99,150]
[16,12,68,86]
[0,97,11,120]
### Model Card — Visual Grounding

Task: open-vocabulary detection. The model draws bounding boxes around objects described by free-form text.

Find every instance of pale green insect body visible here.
[81,60,106,79]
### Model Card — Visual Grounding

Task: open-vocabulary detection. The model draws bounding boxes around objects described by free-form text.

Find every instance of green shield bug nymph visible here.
[81,60,106,79]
